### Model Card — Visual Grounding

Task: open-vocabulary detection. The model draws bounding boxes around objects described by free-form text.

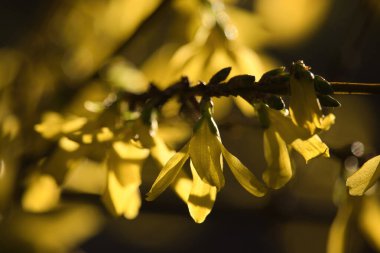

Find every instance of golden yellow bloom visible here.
[102,140,149,220]
[146,113,267,223]
[262,107,332,189]
[289,61,334,135]
[346,155,380,196]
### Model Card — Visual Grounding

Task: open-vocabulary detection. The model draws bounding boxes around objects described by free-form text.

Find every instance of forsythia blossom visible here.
[146,100,267,223]
[346,155,380,196]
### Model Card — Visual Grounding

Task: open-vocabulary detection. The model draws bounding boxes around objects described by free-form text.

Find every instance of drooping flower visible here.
[289,60,334,135]
[102,140,150,219]
[261,106,333,189]
[146,101,267,223]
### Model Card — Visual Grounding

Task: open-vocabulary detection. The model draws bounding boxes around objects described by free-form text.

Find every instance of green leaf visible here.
[259,67,286,83]
[208,67,232,85]
[314,75,333,95]
[318,95,341,107]
[227,75,255,87]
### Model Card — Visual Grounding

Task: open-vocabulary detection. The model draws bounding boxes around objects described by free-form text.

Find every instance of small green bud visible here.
[314,75,333,95]
[259,67,286,83]
[317,95,341,107]
[209,67,232,85]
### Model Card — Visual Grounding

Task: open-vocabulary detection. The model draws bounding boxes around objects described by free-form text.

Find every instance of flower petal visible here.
[359,196,380,250]
[346,155,380,196]
[289,65,322,134]
[291,134,329,163]
[220,144,267,197]
[149,135,192,202]
[267,109,309,144]
[22,174,61,213]
[113,141,150,160]
[146,143,190,201]
[189,119,224,190]
[102,169,141,219]
[187,162,217,223]
[108,150,142,187]
[326,200,354,253]
[263,127,293,189]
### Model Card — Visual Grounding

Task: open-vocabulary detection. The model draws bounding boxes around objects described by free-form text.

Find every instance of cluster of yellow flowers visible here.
[22,60,352,224]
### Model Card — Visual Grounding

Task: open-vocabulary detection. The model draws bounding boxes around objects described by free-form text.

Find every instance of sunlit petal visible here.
[359,196,380,250]
[102,169,141,219]
[59,137,80,152]
[22,174,61,213]
[148,134,192,202]
[291,134,329,163]
[113,141,150,160]
[326,200,354,253]
[187,162,217,223]
[146,143,190,201]
[346,155,380,196]
[189,119,224,190]
[263,127,293,189]
[289,65,322,134]
[34,112,64,139]
[220,144,267,197]
[267,109,309,144]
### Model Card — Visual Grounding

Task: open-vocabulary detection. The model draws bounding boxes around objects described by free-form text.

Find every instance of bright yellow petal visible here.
[34,112,64,139]
[189,119,224,190]
[346,155,380,196]
[220,144,267,197]
[108,150,142,187]
[123,187,142,220]
[359,196,380,250]
[187,162,217,223]
[96,127,114,142]
[319,113,336,131]
[148,134,192,202]
[63,158,107,194]
[59,137,80,152]
[263,127,293,189]
[112,141,150,160]
[326,200,354,253]
[291,134,329,163]
[102,169,141,219]
[289,64,322,135]
[146,143,190,201]
[61,116,87,134]
[267,108,309,144]
[22,174,61,213]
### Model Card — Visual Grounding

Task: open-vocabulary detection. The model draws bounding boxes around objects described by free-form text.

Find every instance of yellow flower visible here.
[346,155,380,196]
[146,110,267,223]
[262,107,332,189]
[102,140,149,220]
[289,60,333,135]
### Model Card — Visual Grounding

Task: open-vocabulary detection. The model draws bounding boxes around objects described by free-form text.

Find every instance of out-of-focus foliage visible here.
[0,0,379,253]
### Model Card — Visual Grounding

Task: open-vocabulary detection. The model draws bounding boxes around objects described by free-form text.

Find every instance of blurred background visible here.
[0,0,380,252]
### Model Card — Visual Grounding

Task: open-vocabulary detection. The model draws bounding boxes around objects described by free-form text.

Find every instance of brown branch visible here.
[330,82,380,94]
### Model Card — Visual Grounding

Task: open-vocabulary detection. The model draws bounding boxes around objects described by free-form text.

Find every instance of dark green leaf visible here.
[227,75,255,87]
[314,75,333,95]
[259,67,286,83]
[208,67,232,85]
[317,95,341,107]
